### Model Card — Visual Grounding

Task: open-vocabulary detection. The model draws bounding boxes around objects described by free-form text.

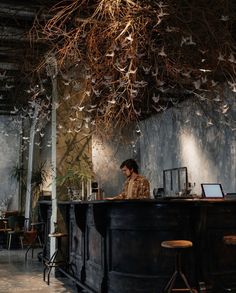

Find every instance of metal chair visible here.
[7,215,25,249]
[0,218,11,248]
[25,222,44,260]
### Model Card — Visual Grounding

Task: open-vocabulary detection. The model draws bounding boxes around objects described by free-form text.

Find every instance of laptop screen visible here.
[201,183,224,198]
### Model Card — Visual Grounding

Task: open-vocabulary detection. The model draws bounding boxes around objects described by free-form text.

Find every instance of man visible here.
[109,159,150,199]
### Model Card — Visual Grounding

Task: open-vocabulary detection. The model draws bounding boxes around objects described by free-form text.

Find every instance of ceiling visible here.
[0,0,58,114]
[0,1,235,129]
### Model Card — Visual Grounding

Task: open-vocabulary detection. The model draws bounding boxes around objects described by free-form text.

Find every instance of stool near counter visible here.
[223,235,236,246]
[161,240,195,293]
[43,232,67,285]
[221,235,236,292]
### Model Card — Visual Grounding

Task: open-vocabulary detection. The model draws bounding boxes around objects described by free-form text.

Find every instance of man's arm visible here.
[140,178,150,198]
[106,180,128,200]
[106,193,125,200]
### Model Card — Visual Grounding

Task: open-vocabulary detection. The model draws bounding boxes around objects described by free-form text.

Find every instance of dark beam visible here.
[0,46,26,56]
[0,69,21,77]
[0,54,23,64]
[0,89,29,104]
[0,25,31,42]
[0,87,31,102]
[0,36,47,48]
[0,0,53,21]
[0,62,19,70]
[0,76,29,85]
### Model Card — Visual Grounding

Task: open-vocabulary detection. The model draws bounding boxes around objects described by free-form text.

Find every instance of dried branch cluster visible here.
[33,0,236,131]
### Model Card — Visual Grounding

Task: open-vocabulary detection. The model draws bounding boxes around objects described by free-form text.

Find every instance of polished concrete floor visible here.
[0,248,77,293]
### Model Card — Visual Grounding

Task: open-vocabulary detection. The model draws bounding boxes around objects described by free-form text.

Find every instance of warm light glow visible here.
[180,132,217,195]
[92,137,120,188]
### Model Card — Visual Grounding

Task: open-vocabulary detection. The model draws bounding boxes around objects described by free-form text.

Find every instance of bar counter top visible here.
[57,196,236,205]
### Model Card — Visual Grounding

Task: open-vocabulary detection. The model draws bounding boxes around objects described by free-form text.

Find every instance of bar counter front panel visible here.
[40,199,236,293]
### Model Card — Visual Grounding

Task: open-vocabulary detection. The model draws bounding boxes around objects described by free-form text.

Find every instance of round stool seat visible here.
[48,232,67,238]
[223,235,236,245]
[161,240,193,249]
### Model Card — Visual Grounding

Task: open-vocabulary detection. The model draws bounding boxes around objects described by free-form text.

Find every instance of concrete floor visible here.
[0,248,77,293]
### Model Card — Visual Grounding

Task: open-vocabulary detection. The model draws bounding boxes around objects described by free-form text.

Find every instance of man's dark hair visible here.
[120,159,139,173]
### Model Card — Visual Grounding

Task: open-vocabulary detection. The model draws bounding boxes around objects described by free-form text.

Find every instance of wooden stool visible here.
[43,232,67,285]
[223,235,236,246]
[161,240,195,293]
[220,235,236,292]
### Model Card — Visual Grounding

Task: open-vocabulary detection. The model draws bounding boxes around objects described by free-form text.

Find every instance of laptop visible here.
[201,183,225,198]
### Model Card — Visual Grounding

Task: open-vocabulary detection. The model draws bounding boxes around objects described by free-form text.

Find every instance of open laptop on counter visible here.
[200,183,236,199]
[201,183,225,198]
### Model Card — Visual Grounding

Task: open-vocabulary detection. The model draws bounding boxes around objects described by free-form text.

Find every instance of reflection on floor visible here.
[0,248,77,293]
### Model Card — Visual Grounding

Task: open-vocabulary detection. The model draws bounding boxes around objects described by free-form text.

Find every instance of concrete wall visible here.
[139,99,236,195]
[92,97,236,197]
[0,115,21,210]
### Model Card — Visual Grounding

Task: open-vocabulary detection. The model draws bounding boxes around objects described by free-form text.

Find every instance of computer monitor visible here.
[201,183,224,198]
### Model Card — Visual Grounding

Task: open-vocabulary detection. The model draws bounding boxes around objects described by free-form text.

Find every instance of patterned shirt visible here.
[117,174,150,199]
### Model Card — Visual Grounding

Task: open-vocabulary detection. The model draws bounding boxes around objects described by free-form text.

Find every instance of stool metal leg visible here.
[43,250,57,282]
[43,234,67,286]
[178,251,194,293]
[25,233,37,261]
[163,251,194,293]
[180,271,194,292]
[25,232,43,261]
[38,235,42,247]
[47,250,59,285]
[43,249,59,285]
[20,236,23,249]
[8,234,12,250]
[163,271,178,293]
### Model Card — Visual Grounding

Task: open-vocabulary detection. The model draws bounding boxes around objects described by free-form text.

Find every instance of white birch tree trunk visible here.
[50,75,58,258]
[24,105,39,229]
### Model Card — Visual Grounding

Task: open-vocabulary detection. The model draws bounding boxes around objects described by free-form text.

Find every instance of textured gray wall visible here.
[92,97,235,197]
[0,115,21,210]
[139,99,236,195]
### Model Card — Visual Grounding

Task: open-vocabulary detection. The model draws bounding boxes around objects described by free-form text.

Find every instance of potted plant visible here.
[10,164,26,213]
[56,165,93,201]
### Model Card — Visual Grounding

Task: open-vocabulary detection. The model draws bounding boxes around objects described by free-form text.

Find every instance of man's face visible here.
[121,166,133,178]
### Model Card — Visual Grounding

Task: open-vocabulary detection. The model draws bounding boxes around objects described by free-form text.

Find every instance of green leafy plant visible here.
[56,130,93,200]
[31,162,48,192]
[10,164,26,186]
[56,166,93,189]
[10,164,26,212]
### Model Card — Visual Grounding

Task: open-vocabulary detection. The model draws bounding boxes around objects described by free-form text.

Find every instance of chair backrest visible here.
[0,220,7,229]
[3,210,19,218]
[7,215,25,230]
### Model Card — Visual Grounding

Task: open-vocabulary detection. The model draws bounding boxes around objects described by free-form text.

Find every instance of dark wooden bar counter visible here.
[40,199,236,293]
